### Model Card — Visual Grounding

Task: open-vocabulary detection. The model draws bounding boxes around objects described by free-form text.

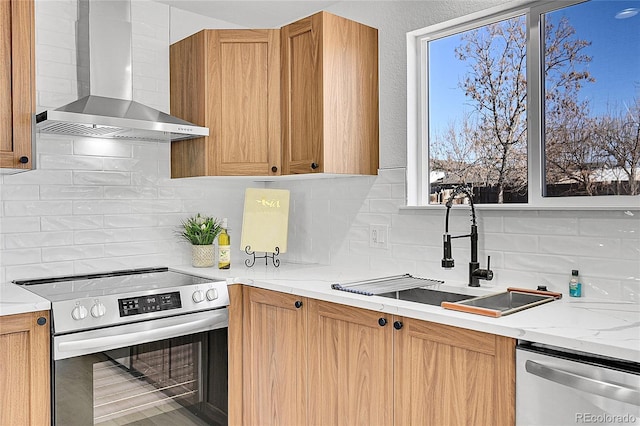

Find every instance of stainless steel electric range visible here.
[15,267,229,426]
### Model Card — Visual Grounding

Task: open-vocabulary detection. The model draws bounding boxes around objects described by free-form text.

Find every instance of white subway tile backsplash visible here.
[484,232,538,253]
[104,241,172,257]
[579,217,640,239]
[35,138,74,155]
[36,75,73,95]
[4,231,74,249]
[5,262,75,282]
[130,200,183,214]
[4,201,72,217]
[73,171,131,186]
[2,170,73,185]
[1,248,42,266]
[74,140,133,158]
[103,186,158,199]
[37,90,78,109]
[504,214,579,236]
[503,252,578,275]
[41,215,103,231]
[103,214,158,228]
[40,185,104,200]
[36,44,74,65]
[73,200,133,215]
[0,217,41,234]
[0,185,40,200]
[539,235,622,259]
[39,154,104,170]
[41,244,104,262]
[73,229,135,245]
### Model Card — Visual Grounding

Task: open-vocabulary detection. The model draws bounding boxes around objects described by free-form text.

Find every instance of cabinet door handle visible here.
[19,156,29,164]
[310,162,319,170]
[294,300,303,309]
[37,317,47,326]
[271,166,278,173]
[378,318,387,327]
[393,321,403,330]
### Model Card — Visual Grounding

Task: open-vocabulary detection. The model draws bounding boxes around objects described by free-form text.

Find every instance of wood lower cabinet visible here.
[229,286,515,425]
[0,0,35,171]
[308,299,393,426]
[0,311,51,426]
[394,318,515,426]
[281,12,379,175]
[240,286,307,425]
[170,29,281,177]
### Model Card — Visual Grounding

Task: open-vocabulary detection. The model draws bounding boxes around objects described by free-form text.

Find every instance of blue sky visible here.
[428,0,640,134]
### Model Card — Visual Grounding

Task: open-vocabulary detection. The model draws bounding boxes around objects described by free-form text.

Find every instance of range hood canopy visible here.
[35,0,208,142]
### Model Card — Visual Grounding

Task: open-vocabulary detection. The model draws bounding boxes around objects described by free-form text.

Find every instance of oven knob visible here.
[206,288,218,301]
[192,290,205,303]
[91,302,106,318]
[71,305,88,320]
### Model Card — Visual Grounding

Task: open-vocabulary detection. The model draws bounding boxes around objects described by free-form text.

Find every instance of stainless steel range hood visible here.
[35,0,208,142]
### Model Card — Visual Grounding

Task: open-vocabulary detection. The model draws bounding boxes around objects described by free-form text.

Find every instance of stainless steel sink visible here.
[447,290,558,316]
[378,287,471,306]
[331,274,561,317]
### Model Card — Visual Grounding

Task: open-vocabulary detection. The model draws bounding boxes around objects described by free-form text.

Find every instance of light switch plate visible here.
[369,224,389,249]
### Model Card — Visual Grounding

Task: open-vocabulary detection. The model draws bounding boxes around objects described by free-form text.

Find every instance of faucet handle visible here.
[485,255,494,280]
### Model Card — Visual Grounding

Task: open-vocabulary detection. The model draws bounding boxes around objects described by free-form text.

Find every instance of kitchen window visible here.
[406,0,640,209]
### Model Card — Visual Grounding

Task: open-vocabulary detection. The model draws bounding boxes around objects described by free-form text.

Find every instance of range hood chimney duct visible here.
[35,0,208,142]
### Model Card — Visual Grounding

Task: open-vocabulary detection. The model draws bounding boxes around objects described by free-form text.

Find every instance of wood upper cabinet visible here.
[281,12,379,175]
[240,286,307,425]
[307,299,393,426]
[394,317,515,426]
[0,311,51,426]
[170,29,281,177]
[170,12,379,178]
[0,0,35,171]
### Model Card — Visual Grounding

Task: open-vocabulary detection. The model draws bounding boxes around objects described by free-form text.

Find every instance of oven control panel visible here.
[119,291,182,317]
[50,280,230,334]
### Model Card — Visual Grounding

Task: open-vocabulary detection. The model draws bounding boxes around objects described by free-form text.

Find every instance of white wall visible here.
[0,0,638,302]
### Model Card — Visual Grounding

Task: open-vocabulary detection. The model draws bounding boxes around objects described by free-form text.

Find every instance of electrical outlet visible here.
[369,225,389,249]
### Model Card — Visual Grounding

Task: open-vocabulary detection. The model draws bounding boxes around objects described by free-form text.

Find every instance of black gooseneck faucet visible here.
[441,186,494,287]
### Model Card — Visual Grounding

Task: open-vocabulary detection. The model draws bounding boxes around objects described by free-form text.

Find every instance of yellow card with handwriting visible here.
[241,188,290,254]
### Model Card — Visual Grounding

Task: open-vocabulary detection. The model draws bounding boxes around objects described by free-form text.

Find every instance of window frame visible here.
[406,0,640,210]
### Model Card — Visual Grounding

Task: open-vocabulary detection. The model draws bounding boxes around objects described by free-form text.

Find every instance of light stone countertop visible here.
[2,263,638,364]
[0,282,51,316]
[172,263,640,364]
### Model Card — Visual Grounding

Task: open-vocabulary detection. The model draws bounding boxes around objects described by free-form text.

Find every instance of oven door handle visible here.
[57,312,227,357]
[525,359,640,405]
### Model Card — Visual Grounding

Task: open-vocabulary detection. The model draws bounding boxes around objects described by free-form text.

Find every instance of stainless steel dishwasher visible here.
[517,342,640,425]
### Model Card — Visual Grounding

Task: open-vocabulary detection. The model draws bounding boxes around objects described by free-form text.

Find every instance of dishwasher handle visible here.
[525,359,640,406]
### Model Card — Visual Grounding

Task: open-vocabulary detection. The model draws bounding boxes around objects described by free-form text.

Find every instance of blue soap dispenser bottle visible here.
[569,269,582,297]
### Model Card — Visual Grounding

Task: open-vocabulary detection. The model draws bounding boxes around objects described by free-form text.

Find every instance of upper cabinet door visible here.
[170,29,281,178]
[0,0,35,171]
[281,12,379,176]
[280,14,323,175]
[213,30,281,176]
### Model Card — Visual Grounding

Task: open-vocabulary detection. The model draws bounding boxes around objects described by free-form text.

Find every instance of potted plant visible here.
[178,213,223,267]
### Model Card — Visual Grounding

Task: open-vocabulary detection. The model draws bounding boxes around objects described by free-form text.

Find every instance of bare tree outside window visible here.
[426,1,639,204]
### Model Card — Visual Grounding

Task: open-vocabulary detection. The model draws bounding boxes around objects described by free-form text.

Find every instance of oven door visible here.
[52,309,228,426]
